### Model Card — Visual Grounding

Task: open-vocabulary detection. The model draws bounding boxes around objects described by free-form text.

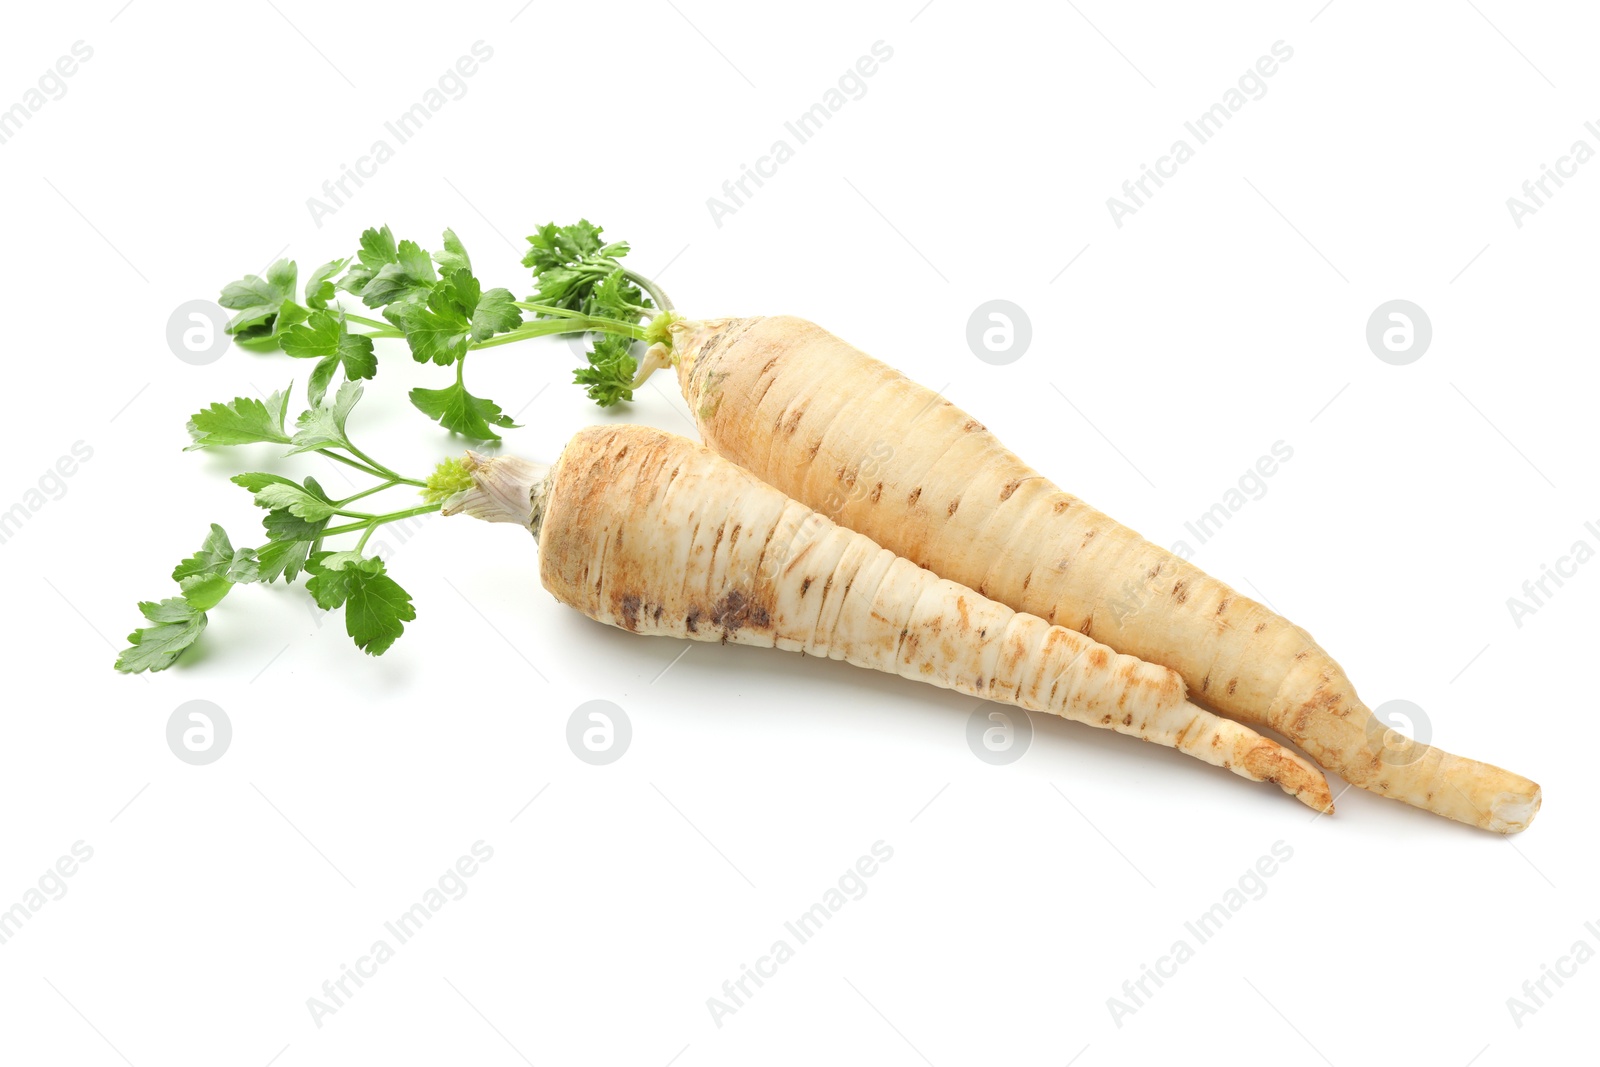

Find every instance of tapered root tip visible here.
[1243,745,1335,814]
[1489,786,1542,834]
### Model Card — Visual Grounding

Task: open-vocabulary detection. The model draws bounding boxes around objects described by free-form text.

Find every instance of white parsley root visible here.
[445,427,1334,812]
[666,316,1540,833]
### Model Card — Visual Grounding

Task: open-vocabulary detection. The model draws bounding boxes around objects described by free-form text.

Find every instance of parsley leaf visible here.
[573,334,638,407]
[337,225,399,295]
[384,284,472,367]
[235,473,334,553]
[522,220,607,272]
[385,268,523,366]
[360,239,436,308]
[115,598,208,674]
[236,470,337,522]
[433,228,472,274]
[288,381,363,455]
[279,310,377,405]
[256,536,316,583]
[589,267,646,321]
[173,523,259,610]
[305,258,348,309]
[305,553,416,655]
[410,377,519,441]
[185,387,294,450]
[470,284,523,341]
[522,219,647,318]
[219,259,299,338]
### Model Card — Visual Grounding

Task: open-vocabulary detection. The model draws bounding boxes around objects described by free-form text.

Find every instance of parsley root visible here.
[665,316,1540,834]
[443,427,1334,812]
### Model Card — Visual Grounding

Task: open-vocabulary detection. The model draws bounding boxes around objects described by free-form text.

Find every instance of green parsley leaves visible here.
[118,382,432,672]
[573,334,639,407]
[185,387,294,450]
[305,552,416,655]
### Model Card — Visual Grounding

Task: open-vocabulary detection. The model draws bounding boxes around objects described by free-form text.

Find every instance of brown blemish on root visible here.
[1254,621,1267,633]
[784,408,804,434]
[870,482,883,504]
[1172,580,1190,604]
[1215,596,1232,616]
[907,486,922,506]
[713,590,771,641]
[999,479,1021,501]
[947,497,961,517]
[963,418,984,432]
[1226,678,1238,695]
[808,439,821,460]
[686,607,702,633]
[800,577,813,596]
[1087,647,1109,670]
[619,595,642,631]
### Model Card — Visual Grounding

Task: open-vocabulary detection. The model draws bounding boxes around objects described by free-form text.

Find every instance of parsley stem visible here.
[342,312,392,331]
[337,480,403,506]
[354,525,377,552]
[316,449,393,481]
[512,302,590,319]
[472,315,647,350]
[623,268,675,314]
[321,504,439,539]
[339,443,405,482]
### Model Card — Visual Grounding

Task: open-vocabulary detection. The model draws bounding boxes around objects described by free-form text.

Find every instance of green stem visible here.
[354,525,377,552]
[623,268,675,314]
[512,302,590,319]
[336,480,400,506]
[471,315,647,350]
[321,504,440,539]
[342,312,394,331]
[340,443,405,482]
[316,449,392,481]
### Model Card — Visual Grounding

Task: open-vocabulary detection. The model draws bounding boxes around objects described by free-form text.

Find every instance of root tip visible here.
[1489,785,1542,834]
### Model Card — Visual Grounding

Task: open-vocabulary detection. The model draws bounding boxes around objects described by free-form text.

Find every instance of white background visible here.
[2,2,1596,1065]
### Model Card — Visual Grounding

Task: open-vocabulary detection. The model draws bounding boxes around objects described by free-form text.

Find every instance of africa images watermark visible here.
[1505,119,1600,228]
[0,40,94,147]
[1101,440,1294,625]
[305,841,494,1028]
[1504,918,1600,1029]
[0,841,95,947]
[1504,518,1600,629]
[1106,839,1295,1027]
[1106,40,1295,228]
[706,840,895,1028]
[1,441,94,548]
[706,40,895,228]
[306,41,496,228]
